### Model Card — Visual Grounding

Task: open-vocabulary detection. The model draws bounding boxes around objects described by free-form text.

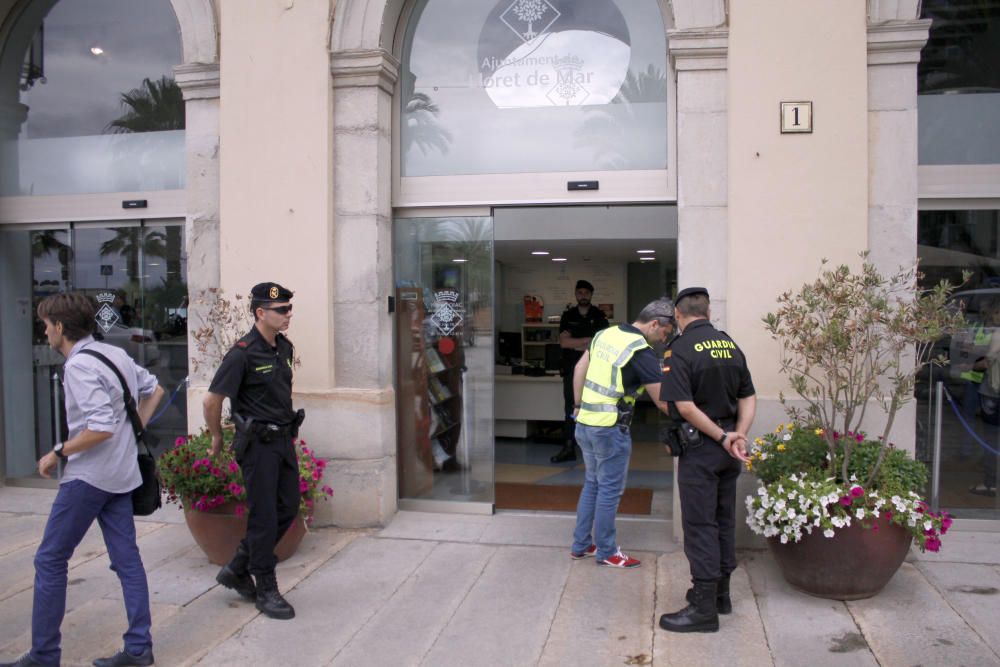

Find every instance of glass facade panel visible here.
[917,209,1000,520]
[0,0,184,195]
[918,0,1000,165]
[394,216,494,504]
[400,0,668,176]
[0,220,187,482]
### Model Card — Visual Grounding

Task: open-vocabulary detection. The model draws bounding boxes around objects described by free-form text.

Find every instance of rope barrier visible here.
[941,385,1000,456]
[147,376,189,426]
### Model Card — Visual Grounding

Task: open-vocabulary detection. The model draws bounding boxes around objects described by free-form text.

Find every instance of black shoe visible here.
[217,564,256,599]
[550,444,576,463]
[0,653,50,667]
[217,542,256,599]
[92,647,154,667]
[685,574,732,614]
[660,580,719,633]
[255,572,295,620]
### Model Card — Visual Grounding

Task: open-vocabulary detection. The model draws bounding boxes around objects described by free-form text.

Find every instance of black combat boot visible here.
[660,579,719,633]
[685,573,732,614]
[550,425,577,463]
[255,572,295,620]
[216,542,256,599]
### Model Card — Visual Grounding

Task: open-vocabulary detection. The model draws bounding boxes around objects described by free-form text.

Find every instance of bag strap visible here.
[77,348,146,451]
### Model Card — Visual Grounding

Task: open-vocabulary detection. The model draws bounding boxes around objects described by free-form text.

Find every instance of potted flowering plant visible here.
[750,255,965,599]
[159,429,333,564]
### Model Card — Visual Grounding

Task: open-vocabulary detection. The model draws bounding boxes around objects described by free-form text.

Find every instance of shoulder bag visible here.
[78,349,162,516]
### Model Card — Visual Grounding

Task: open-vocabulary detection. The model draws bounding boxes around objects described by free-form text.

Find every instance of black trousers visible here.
[234,431,301,576]
[678,437,742,582]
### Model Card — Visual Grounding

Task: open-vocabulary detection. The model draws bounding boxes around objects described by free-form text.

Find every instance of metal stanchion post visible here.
[51,371,63,480]
[932,381,943,512]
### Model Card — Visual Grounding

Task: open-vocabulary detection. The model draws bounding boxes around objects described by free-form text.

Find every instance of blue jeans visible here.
[571,424,632,561]
[30,480,152,666]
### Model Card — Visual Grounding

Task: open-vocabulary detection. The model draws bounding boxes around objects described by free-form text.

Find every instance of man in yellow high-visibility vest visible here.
[569,298,676,568]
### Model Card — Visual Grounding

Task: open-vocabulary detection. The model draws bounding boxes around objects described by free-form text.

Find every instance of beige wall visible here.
[219,0,335,393]
[728,0,870,406]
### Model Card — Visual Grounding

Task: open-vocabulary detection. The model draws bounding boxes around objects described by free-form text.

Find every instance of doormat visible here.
[495,482,653,515]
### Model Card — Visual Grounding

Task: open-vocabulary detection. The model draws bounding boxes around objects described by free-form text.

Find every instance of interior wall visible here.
[497,260,627,331]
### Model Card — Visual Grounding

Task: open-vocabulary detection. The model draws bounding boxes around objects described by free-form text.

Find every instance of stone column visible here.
[175,63,220,425]
[867,15,932,456]
[322,48,399,527]
[668,28,730,327]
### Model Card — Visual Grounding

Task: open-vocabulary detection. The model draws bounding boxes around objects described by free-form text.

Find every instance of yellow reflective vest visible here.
[577,326,650,427]
[960,324,992,383]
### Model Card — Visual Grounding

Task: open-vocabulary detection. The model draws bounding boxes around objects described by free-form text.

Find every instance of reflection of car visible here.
[96,322,161,368]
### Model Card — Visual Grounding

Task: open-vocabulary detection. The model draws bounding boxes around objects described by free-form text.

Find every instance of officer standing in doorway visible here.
[203,282,304,620]
[659,287,756,634]
[552,279,610,463]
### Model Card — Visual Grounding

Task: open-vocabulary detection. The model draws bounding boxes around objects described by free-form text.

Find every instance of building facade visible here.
[1,0,997,529]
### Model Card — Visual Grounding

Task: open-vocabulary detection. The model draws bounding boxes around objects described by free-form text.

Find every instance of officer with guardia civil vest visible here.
[568,298,676,568]
[954,312,993,458]
[659,287,756,634]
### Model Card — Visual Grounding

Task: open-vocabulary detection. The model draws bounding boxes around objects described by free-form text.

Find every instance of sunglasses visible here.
[262,304,293,315]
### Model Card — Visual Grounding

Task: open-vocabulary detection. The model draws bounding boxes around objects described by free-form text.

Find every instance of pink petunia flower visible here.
[299,480,309,493]
[839,496,853,507]
[850,485,865,498]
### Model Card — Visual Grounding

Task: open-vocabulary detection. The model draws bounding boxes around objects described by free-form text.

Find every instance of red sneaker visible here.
[597,549,641,568]
[570,545,597,560]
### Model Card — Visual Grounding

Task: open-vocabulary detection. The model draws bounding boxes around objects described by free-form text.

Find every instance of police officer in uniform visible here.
[659,287,756,633]
[203,282,303,620]
[552,279,610,463]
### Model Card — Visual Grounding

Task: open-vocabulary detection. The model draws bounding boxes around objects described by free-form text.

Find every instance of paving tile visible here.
[0,597,180,667]
[849,562,1000,666]
[0,514,47,556]
[914,561,1000,657]
[420,545,570,667]
[743,552,878,667]
[377,510,492,543]
[330,542,496,667]
[653,554,772,667]
[195,536,435,666]
[154,528,360,667]
[911,531,1000,565]
[539,550,657,667]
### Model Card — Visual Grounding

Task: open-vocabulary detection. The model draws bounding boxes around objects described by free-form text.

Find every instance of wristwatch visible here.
[54,442,66,460]
[718,432,729,446]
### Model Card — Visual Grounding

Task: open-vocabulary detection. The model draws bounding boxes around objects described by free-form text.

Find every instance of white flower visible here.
[758,486,768,496]
[777,485,785,494]
[783,433,791,441]
[823,529,835,538]
[872,509,879,518]
[780,534,789,544]
[924,520,933,531]
[850,473,858,482]
[856,508,865,520]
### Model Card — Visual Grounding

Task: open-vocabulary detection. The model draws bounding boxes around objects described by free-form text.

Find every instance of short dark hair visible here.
[676,293,710,318]
[37,293,96,342]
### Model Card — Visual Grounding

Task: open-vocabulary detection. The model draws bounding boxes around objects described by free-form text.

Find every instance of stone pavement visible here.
[1,486,998,666]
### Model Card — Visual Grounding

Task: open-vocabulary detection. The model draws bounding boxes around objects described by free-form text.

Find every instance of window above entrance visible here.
[399,0,669,178]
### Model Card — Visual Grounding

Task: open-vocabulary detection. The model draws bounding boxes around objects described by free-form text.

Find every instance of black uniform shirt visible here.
[208,326,295,424]
[661,319,755,420]
[560,305,610,367]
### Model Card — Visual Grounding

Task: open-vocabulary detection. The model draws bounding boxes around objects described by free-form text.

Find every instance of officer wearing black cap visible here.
[203,282,304,620]
[658,287,756,634]
[553,279,610,462]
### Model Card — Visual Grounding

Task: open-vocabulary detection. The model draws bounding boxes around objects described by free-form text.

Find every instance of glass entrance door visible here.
[393,216,494,509]
[0,220,188,483]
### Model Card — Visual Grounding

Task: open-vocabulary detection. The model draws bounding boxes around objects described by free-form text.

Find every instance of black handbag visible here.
[78,349,162,516]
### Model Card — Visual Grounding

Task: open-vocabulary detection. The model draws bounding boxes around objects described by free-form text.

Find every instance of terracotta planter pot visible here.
[767,513,913,600]
[182,500,308,566]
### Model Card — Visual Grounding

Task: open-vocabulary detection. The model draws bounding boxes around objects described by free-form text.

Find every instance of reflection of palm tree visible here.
[576,65,668,169]
[404,91,453,157]
[100,228,167,280]
[31,231,69,258]
[105,76,185,134]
